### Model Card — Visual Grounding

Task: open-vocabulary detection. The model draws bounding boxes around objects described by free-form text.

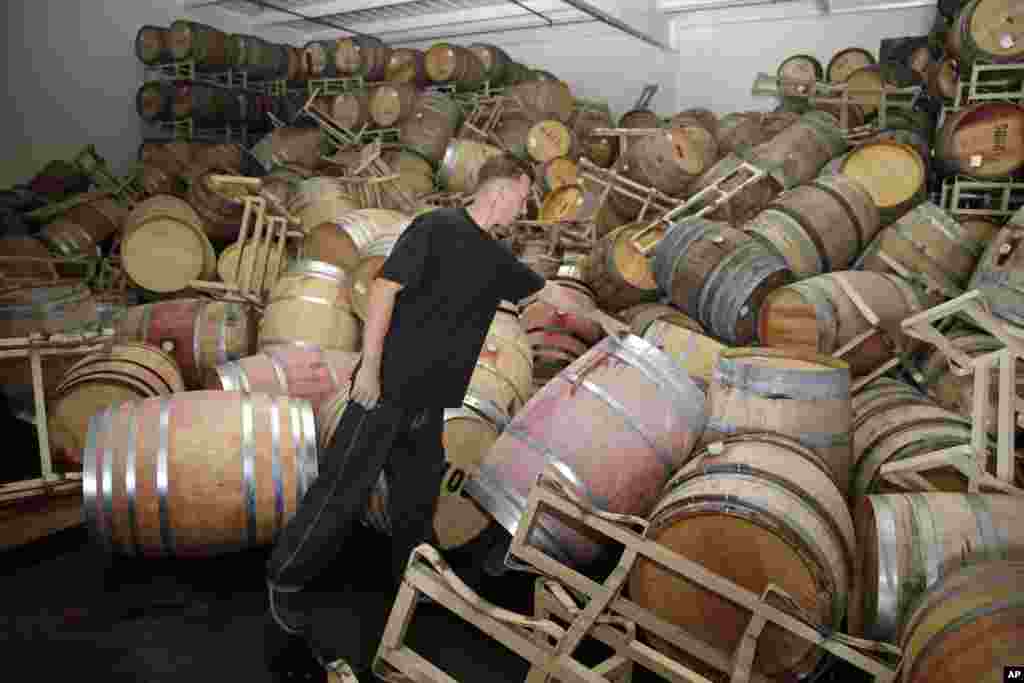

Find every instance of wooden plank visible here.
[998,348,1016,482]
[0,491,83,550]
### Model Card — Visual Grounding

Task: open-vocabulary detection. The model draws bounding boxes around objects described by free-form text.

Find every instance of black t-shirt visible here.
[376,208,546,407]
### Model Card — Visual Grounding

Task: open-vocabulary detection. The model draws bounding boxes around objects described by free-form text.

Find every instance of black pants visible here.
[266,400,446,591]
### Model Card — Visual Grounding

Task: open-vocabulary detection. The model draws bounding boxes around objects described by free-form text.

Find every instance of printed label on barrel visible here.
[439,459,469,497]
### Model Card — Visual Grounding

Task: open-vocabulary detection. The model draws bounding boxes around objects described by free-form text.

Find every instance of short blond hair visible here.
[476,153,533,189]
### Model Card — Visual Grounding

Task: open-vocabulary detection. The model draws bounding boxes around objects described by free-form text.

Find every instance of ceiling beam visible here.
[557,0,675,51]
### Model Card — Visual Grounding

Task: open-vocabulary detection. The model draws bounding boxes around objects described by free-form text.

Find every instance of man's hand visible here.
[350,361,382,409]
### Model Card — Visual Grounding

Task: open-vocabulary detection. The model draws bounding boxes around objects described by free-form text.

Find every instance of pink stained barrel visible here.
[465,332,708,567]
[206,345,360,421]
[520,279,605,382]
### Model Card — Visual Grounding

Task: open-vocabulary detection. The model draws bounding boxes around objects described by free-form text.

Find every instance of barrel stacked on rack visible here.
[5,19,1024,682]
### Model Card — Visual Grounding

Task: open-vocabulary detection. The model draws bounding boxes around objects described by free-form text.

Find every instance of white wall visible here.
[398,22,680,124]
[0,0,257,187]
[671,2,937,115]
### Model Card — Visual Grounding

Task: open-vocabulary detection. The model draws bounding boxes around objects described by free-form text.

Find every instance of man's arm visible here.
[532,281,629,336]
[350,277,403,407]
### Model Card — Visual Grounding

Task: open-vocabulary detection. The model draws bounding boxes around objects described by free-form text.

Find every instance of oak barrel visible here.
[169,20,229,68]
[839,141,927,226]
[135,26,173,65]
[651,217,793,345]
[334,36,390,80]
[369,83,418,127]
[619,302,702,335]
[121,195,215,293]
[850,377,984,498]
[856,201,997,297]
[521,281,604,386]
[688,154,783,227]
[386,48,428,86]
[826,47,876,83]
[582,223,661,312]
[745,174,881,278]
[185,171,245,244]
[758,271,925,377]
[315,91,371,131]
[466,333,708,568]
[610,127,717,216]
[959,0,1024,63]
[398,95,462,164]
[467,305,534,418]
[216,241,291,297]
[259,260,360,352]
[439,139,504,194]
[568,107,619,168]
[629,433,855,680]
[115,298,258,389]
[752,111,848,190]
[527,120,575,163]
[968,219,1024,326]
[0,283,97,339]
[504,80,575,123]
[851,493,1024,640]
[83,392,319,557]
[49,343,185,468]
[935,102,1024,179]
[777,54,824,98]
[288,178,360,233]
[639,318,724,391]
[898,560,1024,683]
[425,43,486,90]
[211,346,359,421]
[705,348,853,494]
[468,43,513,85]
[303,40,339,78]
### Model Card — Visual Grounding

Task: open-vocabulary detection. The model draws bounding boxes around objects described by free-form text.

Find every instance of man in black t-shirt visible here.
[265,155,628,679]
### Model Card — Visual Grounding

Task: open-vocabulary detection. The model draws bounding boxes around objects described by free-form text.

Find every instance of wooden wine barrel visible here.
[746,174,881,278]
[688,154,783,227]
[843,65,893,118]
[319,388,503,551]
[917,331,1024,434]
[259,260,359,352]
[83,391,319,557]
[439,139,504,194]
[539,184,627,236]
[49,343,185,468]
[425,43,486,90]
[505,80,575,123]
[136,81,175,122]
[538,157,578,194]
[752,111,848,190]
[40,196,126,257]
[0,235,60,279]
[288,178,360,233]
[851,492,1024,640]
[926,57,960,100]
[777,54,824,99]
[398,95,462,164]
[826,47,876,83]
[568,107,619,168]
[639,318,724,390]
[135,26,173,65]
[332,208,412,263]
[385,48,428,86]
[169,20,229,68]
[335,36,390,80]
[704,348,853,493]
[840,141,927,226]
[610,127,718,217]
[285,46,307,83]
[619,303,701,334]
[216,242,290,297]
[715,113,767,155]
[172,82,246,126]
[210,346,359,421]
[138,140,193,176]
[369,82,418,127]
[468,43,512,85]
[184,172,245,244]
[958,0,1024,63]
[969,220,1024,326]
[619,109,660,129]
[466,305,534,418]
[527,120,574,163]
[651,217,793,345]
[759,271,925,377]
[115,298,257,389]
[302,222,361,275]
[121,195,215,293]
[857,201,997,297]
[0,283,97,339]
[850,377,984,498]
[583,223,661,312]
[899,560,1024,683]
[630,433,855,680]
[466,333,708,567]
[303,40,339,78]
[250,127,324,173]
[521,280,603,386]
[935,102,1024,179]
[315,91,371,131]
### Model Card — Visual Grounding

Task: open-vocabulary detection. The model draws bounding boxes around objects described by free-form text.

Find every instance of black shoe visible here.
[268,579,309,636]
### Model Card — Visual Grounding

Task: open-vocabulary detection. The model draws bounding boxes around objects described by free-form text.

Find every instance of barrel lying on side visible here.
[83,391,319,557]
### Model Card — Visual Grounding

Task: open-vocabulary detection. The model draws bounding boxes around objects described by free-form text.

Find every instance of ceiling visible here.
[184,0,676,48]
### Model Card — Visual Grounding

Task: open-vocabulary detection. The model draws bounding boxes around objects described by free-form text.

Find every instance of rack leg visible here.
[998,348,1016,482]
[30,347,55,480]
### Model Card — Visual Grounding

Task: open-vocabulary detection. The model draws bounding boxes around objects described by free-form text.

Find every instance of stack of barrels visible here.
[6,20,1024,682]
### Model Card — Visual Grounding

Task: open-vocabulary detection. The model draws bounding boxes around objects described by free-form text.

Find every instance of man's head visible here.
[470,154,532,229]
